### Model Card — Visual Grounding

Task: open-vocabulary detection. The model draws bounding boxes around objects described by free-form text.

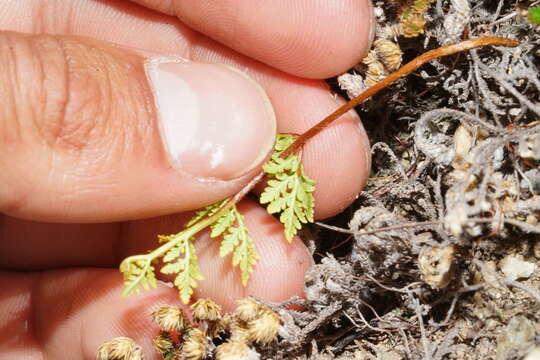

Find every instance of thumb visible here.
[0,32,276,222]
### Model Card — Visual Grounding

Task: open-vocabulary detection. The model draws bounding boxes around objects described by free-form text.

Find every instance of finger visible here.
[0,31,276,222]
[0,0,371,220]
[0,200,314,303]
[2,0,374,78]
[131,0,374,78]
[0,269,184,360]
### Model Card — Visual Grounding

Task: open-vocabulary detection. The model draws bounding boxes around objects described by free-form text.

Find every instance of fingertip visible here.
[167,0,375,78]
[0,269,183,360]
[286,0,375,79]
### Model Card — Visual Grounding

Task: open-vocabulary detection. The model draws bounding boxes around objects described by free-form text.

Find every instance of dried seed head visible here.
[190,298,222,323]
[180,327,207,360]
[410,0,433,13]
[151,305,186,332]
[361,51,378,66]
[373,39,402,72]
[247,310,281,344]
[382,24,403,39]
[220,312,235,332]
[400,12,427,37]
[96,337,143,360]
[229,319,251,344]
[182,327,206,343]
[215,341,259,360]
[398,0,435,38]
[364,61,387,87]
[234,298,263,322]
[206,319,226,339]
[153,332,176,360]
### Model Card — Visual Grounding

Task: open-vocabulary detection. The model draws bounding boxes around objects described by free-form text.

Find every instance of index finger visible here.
[130,0,374,79]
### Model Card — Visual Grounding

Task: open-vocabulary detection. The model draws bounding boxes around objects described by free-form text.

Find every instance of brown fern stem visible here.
[211,38,519,214]
[280,37,519,158]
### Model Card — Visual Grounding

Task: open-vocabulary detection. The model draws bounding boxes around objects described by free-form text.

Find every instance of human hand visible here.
[0,0,373,358]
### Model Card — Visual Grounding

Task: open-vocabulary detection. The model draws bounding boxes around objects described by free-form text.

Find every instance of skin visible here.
[0,1,373,359]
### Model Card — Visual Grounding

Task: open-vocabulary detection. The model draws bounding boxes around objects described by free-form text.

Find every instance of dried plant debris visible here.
[97,298,282,360]
[255,0,540,359]
[97,337,144,360]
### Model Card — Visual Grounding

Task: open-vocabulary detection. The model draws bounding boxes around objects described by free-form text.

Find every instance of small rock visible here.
[509,108,522,116]
[498,254,535,281]
[496,316,536,360]
[521,169,540,193]
[484,318,499,331]
[453,125,474,162]
[353,349,371,360]
[444,206,468,236]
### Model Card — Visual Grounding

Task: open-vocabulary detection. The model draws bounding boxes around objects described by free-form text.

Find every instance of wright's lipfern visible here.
[119,133,315,303]
[186,199,227,228]
[119,212,209,303]
[260,134,316,242]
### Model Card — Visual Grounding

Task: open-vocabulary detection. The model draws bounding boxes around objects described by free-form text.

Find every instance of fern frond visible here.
[260,134,316,242]
[161,236,204,304]
[212,205,259,286]
[119,133,315,302]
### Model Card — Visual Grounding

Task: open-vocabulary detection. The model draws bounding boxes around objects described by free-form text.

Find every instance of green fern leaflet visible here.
[260,134,316,242]
[211,205,259,286]
[159,234,204,304]
[119,255,157,297]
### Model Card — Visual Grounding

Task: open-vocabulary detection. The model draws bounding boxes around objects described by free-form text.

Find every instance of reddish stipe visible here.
[280,37,519,158]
